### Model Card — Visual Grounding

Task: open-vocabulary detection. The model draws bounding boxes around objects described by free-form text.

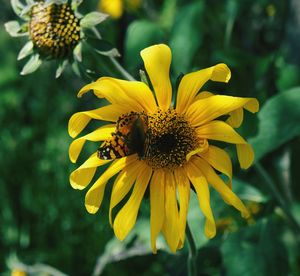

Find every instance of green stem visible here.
[186,223,197,276]
[224,17,235,49]
[255,162,300,234]
[109,57,136,81]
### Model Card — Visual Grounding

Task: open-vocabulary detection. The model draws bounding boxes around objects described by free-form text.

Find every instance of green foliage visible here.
[1,0,300,275]
[169,2,204,75]
[250,87,300,162]
[221,217,289,276]
[124,20,165,74]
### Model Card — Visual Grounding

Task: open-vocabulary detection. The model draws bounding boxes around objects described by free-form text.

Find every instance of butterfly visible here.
[97,112,148,160]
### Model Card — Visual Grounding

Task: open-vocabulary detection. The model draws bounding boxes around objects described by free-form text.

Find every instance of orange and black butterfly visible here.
[97,112,148,160]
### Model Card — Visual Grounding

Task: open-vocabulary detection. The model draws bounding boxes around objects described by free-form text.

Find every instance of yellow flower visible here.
[68,44,259,253]
[99,0,141,19]
[11,269,27,276]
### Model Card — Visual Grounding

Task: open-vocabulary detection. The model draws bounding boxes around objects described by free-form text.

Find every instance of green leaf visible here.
[159,0,177,30]
[124,20,165,73]
[4,21,28,37]
[80,12,108,28]
[249,87,300,161]
[17,41,34,60]
[169,2,204,75]
[277,64,300,91]
[92,219,156,275]
[20,54,42,75]
[187,192,209,249]
[221,217,289,276]
[232,178,268,203]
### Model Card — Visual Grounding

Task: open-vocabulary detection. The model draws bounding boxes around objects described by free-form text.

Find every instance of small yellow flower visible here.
[99,0,141,19]
[216,217,237,233]
[68,44,259,253]
[11,269,27,276]
[266,4,276,17]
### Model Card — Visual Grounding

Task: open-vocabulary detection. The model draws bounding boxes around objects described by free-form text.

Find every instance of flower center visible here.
[144,109,200,170]
[29,3,80,58]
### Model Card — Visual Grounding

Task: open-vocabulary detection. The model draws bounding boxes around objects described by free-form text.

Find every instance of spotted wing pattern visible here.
[97,112,148,160]
[97,133,130,160]
[116,112,148,136]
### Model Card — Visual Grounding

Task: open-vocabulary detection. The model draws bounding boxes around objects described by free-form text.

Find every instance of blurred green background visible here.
[1,0,300,275]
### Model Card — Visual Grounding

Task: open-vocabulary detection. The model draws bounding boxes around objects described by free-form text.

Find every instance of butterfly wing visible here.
[97,133,130,160]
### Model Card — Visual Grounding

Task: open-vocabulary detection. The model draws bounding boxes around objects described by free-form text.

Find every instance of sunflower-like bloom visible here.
[68,44,259,253]
[99,0,141,19]
[5,0,117,77]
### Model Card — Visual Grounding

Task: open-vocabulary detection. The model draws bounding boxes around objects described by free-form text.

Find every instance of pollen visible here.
[144,109,200,170]
[29,2,80,58]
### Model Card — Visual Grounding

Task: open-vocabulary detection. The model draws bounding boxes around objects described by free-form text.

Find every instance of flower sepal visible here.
[71,0,83,10]
[73,42,82,62]
[20,53,42,75]
[10,0,26,18]
[55,59,69,78]
[44,0,67,6]
[86,37,120,58]
[17,41,33,60]
[80,11,109,29]
[4,21,28,37]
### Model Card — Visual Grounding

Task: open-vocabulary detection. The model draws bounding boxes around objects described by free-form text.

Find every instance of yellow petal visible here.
[200,145,232,187]
[243,98,260,113]
[99,0,123,19]
[186,139,209,161]
[69,124,115,163]
[85,155,138,214]
[227,108,244,128]
[185,160,216,238]
[113,163,152,240]
[193,157,250,218]
[193,92,246,150]
[68,104,128,138]
[186,95,259,127]
[197,121,255,170]
[109,161,144,225]
[78,78,145,112]
[196,120,247,144]
[193,92,249,129]
[70,153,111,190]
[150,169,165,253]
[174,167,190,247]
[237,143,255,169]
[103,78,157,113]
[140,44,172,111]
[193,91,214,101]
[162,171,180,253]
[176,64,231,114]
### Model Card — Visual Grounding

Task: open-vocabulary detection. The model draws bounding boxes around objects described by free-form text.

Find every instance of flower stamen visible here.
[144,109,200,170]
[29,3,81,58]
